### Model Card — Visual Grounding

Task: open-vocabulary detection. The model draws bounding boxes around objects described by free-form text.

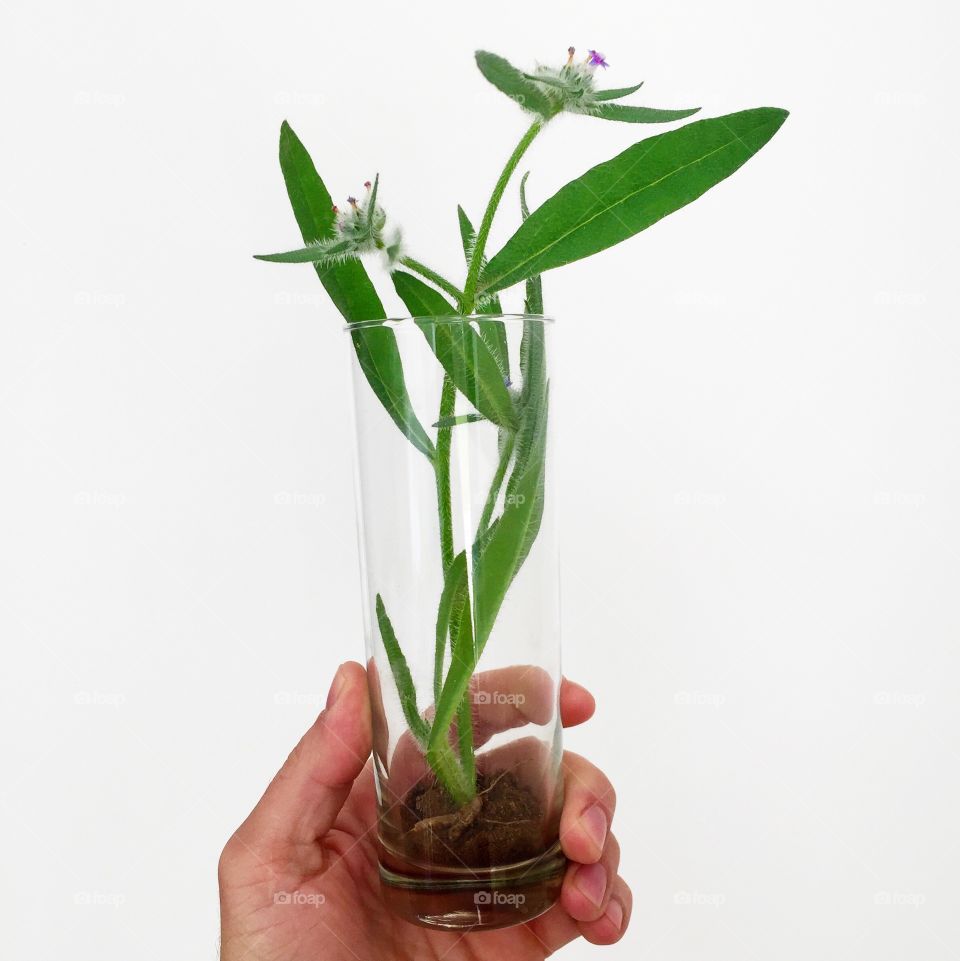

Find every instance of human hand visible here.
[219,661,631,960]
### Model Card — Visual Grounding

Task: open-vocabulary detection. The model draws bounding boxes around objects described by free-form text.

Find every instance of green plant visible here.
[257,47,788,805]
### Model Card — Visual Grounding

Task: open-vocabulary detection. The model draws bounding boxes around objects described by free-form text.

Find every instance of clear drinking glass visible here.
[345,315,564,930]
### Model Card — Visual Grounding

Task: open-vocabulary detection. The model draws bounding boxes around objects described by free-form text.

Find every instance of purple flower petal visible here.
[587,49,609,68]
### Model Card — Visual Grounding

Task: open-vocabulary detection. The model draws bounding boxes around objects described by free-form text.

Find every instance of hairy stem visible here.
[431,374,476,800]
[424,122,547,802]
[434,376,456,573]
[400,256,466,308]
[462,120,544,311]
[432,375,456,714]
[456,694,476,787]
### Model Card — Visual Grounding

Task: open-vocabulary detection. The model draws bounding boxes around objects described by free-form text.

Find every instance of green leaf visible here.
[583,103,700,123]
[592,81,645,102]
[432,413,488,429]
[365,173,380,228]
[475,50,556,119]
[519,172,543,315]
[392,271,518,430]
[480,107,789,295]
[457,206,508,376]
[254,244,344,264]
[275,122,435,462]
[457,206,503,315]
[376,594,430,747]
[348,326,436,462]
[391,267,455,318]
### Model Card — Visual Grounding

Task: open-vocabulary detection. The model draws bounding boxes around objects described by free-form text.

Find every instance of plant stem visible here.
[427,723,475,806]
[434,376,456,573]
[462,120,544,311]
[432,375,456,711]
[456,694,476,786]
[399,256,466,308]
[424,121,547,803]
[428,374,476,802]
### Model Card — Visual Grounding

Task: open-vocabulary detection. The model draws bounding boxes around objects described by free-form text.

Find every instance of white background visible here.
[2,0,958,958]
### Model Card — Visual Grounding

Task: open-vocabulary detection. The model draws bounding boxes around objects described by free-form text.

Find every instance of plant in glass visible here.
[256,46,787,929]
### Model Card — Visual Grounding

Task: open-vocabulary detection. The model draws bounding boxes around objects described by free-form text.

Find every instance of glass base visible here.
[379,840,566,930]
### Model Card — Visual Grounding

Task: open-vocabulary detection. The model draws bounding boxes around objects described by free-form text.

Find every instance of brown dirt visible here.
[398,770,545,868]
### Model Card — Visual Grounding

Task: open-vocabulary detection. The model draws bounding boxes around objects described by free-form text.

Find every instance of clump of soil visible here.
[399,770,544,867]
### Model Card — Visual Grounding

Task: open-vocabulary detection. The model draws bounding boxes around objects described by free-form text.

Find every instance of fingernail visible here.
[326,664,349,709]
[606,898,624,931]
[574,861,606,908]
[582,803,607,853]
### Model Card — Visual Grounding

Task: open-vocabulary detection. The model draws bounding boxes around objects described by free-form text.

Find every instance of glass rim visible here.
[343,313,553,332]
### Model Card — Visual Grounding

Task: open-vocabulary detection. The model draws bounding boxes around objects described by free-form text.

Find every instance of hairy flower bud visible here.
[524,45,622,119]
[303,175,404,267]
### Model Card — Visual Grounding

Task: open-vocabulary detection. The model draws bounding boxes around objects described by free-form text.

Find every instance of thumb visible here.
[236,661,372,857]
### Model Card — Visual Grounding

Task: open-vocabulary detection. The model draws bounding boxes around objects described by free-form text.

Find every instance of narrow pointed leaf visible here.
[392,271,517,430]
[366,173,380,227]
[457,205,508,375]
[276,122,434,461]
[457,206,503,314]
[254,244,343,264]
[583,103,700,123]
[349,326,437,461]
[432,413,488,429]
[480,107,789,295]
[592,81,645,102]
[391,268,456,317]
[519,172,543,315]
[277,121,382,320]
[475,50,555,118]
[376,594,430,746]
